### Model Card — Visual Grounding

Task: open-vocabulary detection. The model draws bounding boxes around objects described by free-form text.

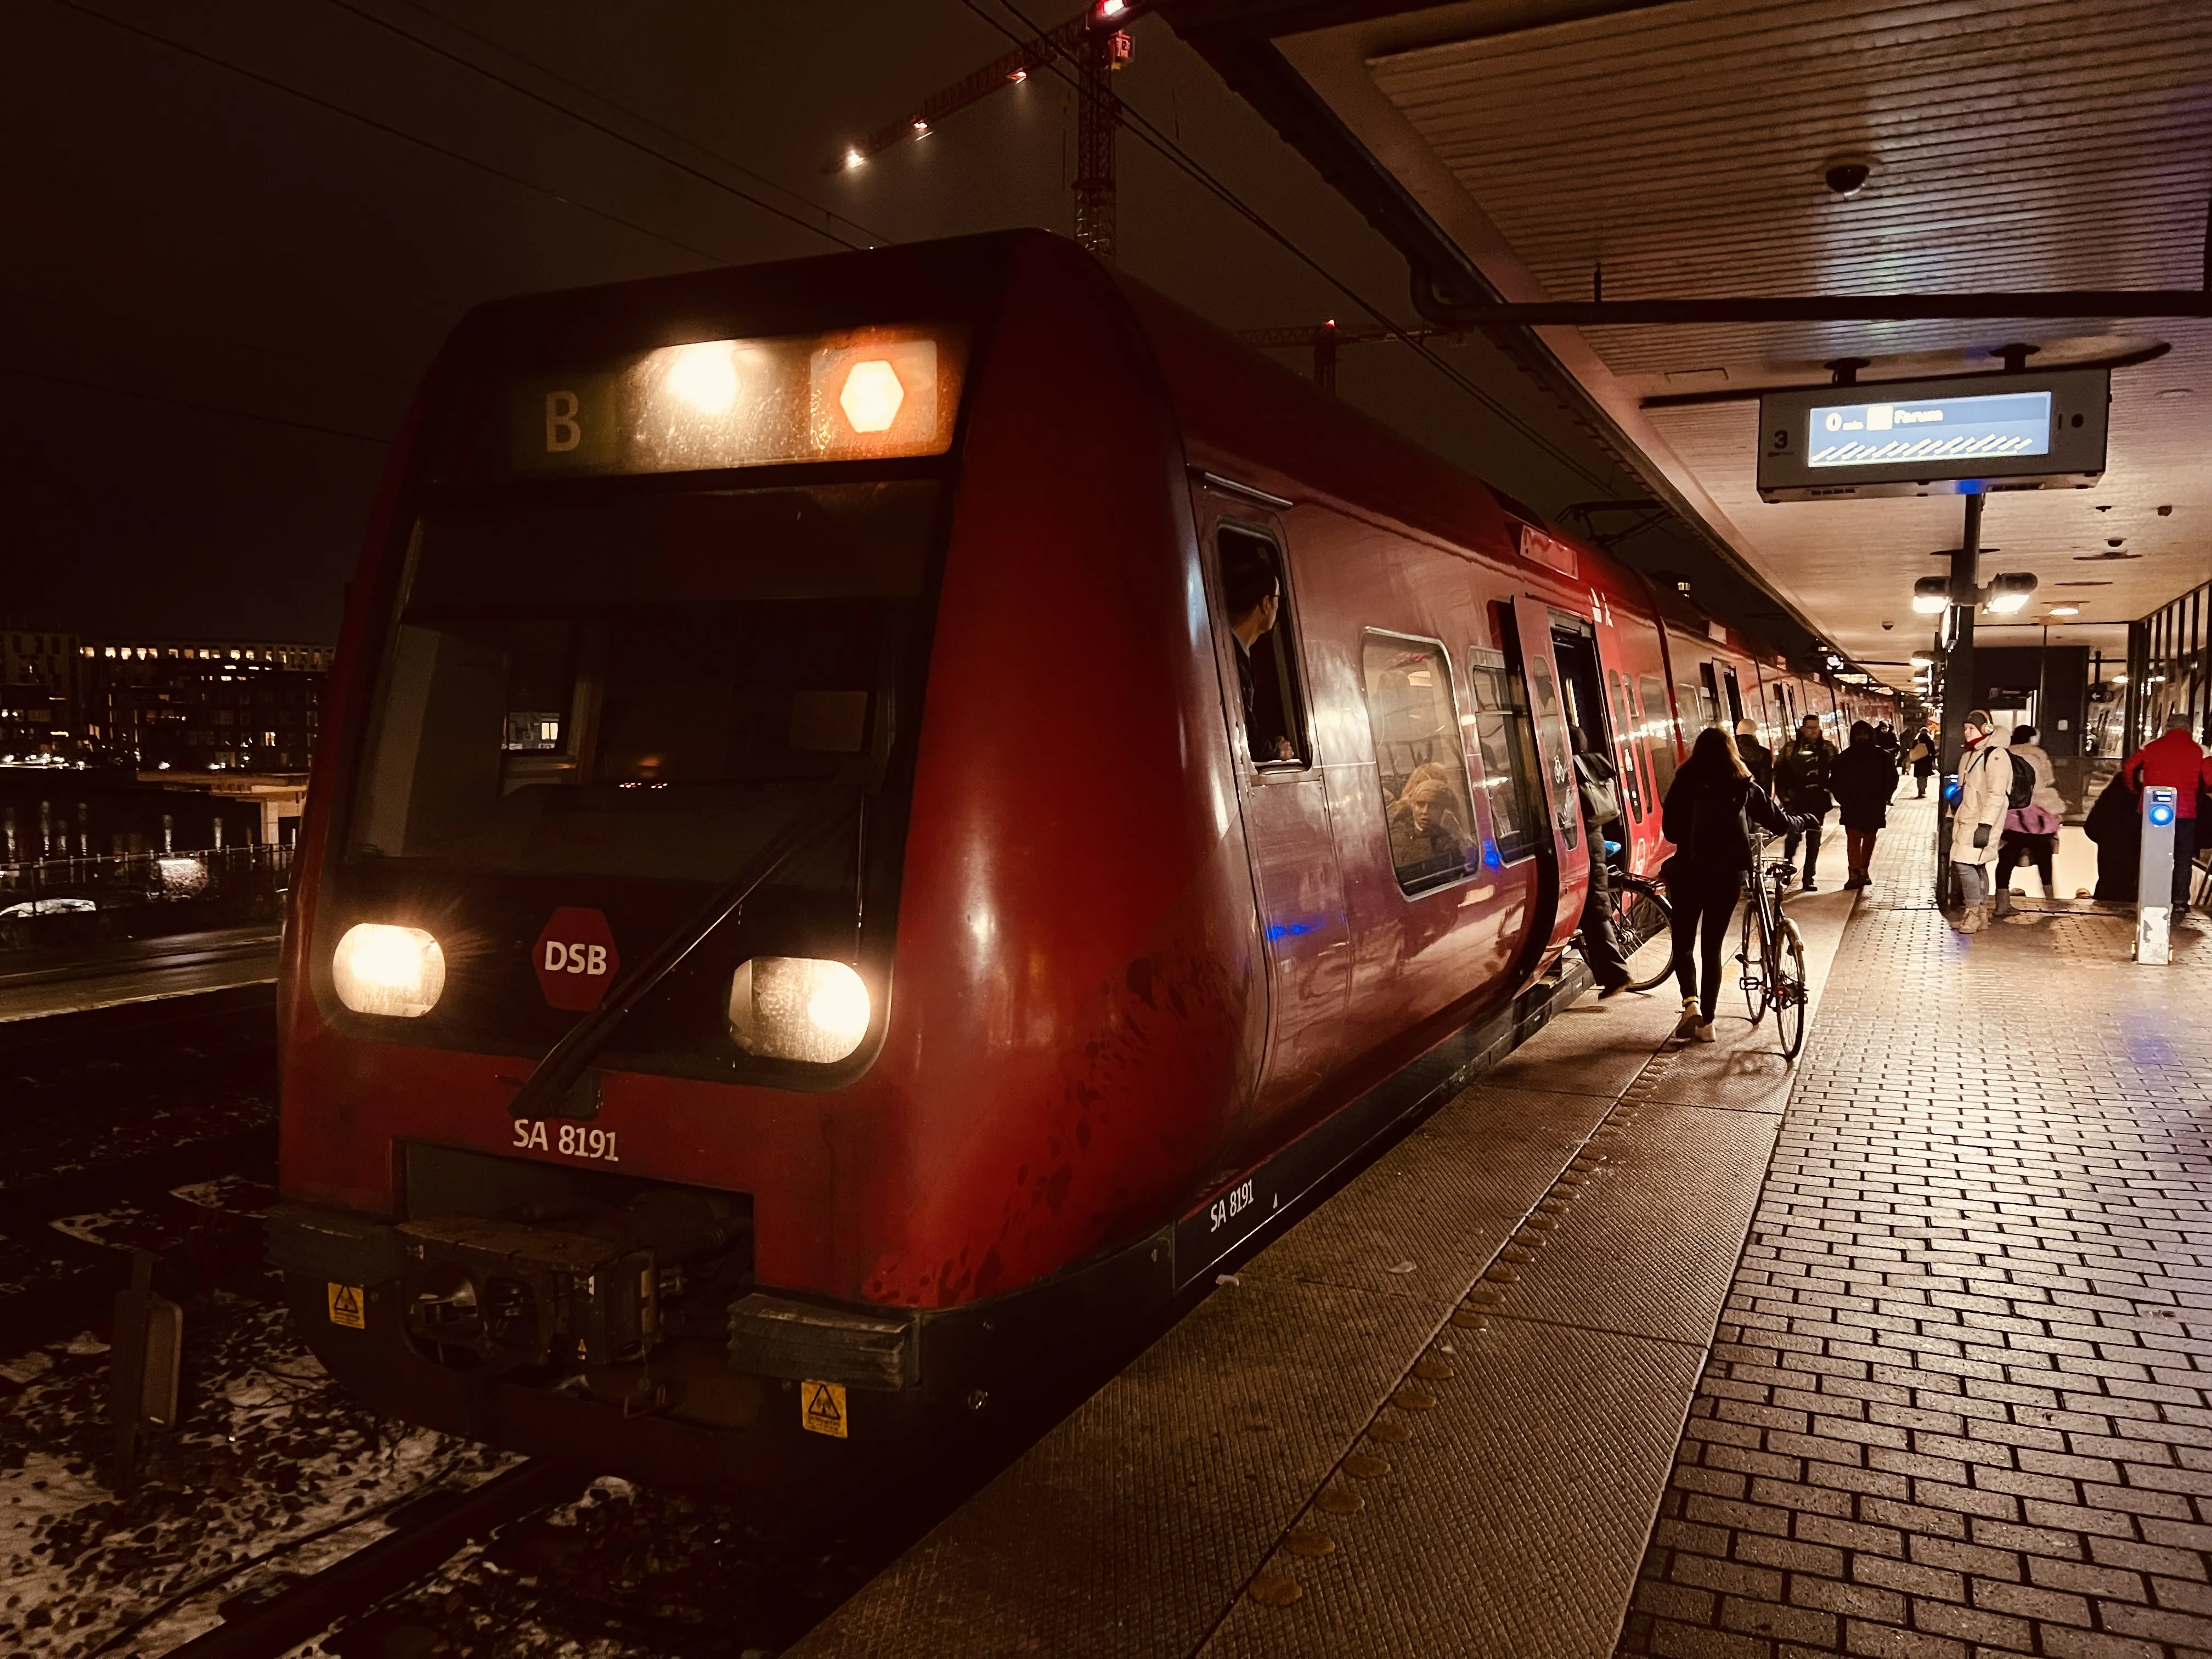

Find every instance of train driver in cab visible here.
[1222,538,1297,763]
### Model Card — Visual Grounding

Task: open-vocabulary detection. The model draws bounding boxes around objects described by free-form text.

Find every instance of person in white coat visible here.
[1950,710,2012,926]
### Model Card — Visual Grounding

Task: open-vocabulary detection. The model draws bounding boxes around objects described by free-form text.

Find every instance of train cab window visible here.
[1640,673,1678,798]
[1361,633,1479,894]
[1465,648,1543,865]
[352,481,934,883]
[1215,526,1309,769]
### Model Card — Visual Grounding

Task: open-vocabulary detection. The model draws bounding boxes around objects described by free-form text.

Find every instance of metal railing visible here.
[0,843,293,909]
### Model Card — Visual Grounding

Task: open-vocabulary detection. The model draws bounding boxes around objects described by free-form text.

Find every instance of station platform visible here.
[792,794,2212,1657]
[0,924,280,1024]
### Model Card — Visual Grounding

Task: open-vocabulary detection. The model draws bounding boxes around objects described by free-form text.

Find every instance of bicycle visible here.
[1736,840,1810,1059]
[1566,862,1674,995]
[1606,868,1677,992]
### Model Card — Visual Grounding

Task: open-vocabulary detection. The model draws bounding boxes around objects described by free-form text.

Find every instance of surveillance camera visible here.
[1881,620,1894,630]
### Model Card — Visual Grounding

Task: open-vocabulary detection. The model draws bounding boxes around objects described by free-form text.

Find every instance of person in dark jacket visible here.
[2083,771,2141,901]
[1733,719,1773,792]
[1660,726,1812,1043]
[1568,727,1632,995]
[1773,715,1837,890]
[1830,719,1900,890]
[1903,718,1939,797]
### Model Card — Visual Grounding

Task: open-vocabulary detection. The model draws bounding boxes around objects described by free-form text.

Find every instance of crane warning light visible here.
[839,360,906,433]
[1097,0,1126,16]
[843,148,865,168]
[1009,67,1027,82]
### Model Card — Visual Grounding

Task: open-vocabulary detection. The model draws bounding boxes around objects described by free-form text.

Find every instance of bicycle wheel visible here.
[1739,897,1769,1025]
[1611,874,1677,993]
[1771,919,1809,1059]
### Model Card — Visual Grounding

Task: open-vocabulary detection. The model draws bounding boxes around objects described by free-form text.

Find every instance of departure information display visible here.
[1756,368,2108,501]
[1805,389,2051,468]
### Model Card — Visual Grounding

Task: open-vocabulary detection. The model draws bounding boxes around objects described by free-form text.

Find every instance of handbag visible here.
[1575,754,1622,826]
[2005,803,2059,837]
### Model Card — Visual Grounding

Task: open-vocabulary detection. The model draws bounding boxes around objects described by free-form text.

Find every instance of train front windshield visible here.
[350,481,935,885]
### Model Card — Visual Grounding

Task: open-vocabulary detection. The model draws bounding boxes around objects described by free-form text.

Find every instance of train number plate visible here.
[511,1120,620,1163]
[801,1380,848,1439]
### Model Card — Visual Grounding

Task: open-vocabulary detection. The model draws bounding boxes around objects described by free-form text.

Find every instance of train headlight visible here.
[332,923,447,1018]
[729,957,871,1063]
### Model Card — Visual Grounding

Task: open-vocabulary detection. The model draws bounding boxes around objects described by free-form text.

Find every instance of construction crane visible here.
[827,2,1141,259]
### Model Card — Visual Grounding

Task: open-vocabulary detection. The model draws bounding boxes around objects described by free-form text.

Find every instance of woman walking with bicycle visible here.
[1660,727,1814,1043]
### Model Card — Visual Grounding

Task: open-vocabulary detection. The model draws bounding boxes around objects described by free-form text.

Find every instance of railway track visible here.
[148,1459,588,1659]
[0,986,279,1350]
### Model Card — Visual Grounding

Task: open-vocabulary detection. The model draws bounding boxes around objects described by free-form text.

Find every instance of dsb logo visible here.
[532,907,620,1012]
[544,940,608,977]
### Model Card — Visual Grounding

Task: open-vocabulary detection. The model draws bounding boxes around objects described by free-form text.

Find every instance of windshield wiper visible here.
[505,775,864,1121]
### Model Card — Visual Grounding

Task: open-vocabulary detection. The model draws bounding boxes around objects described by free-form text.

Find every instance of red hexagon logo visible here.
[533,907,620,1012]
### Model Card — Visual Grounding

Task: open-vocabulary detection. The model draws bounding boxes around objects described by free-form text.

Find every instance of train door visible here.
[1582,605,1665,872]
[1194,494,1350,1120]
[1552,620,1641,829]
[1503,596,1588,966]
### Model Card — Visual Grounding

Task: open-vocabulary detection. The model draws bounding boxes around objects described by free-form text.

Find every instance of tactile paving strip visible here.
[1201,1317,1704,1659]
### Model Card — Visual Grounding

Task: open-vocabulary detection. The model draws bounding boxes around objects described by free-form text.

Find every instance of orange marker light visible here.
[839,359,906,433]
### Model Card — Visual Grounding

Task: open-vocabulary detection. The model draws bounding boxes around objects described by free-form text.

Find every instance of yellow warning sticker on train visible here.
[801,1380,848,1439]
[326,1283,366,1329]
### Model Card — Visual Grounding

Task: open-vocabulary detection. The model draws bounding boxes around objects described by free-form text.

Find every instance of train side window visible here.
[1361,633,1479,893]
[1640,673,1678,798]
[1466,648,1543,865]
[1697,663,1722,731]
[1216,524,1309,769]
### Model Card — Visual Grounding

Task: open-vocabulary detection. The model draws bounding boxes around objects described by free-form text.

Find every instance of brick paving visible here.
[1620,794,2212,1659]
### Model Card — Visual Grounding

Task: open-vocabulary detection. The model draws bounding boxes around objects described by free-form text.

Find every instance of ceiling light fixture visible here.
[1912,576,1949,615]
[1985,572,2039,614]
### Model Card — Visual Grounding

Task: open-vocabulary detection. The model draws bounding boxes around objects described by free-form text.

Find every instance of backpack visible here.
[2005,752,2035,812]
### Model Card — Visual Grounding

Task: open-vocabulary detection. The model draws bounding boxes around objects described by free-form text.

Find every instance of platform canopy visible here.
[1170,0,2211,687]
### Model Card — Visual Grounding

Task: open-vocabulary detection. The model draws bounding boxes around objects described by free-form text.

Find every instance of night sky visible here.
[6,1,1651,644]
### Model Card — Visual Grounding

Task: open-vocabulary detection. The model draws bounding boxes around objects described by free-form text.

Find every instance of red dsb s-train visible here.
[271,230,1847,1496]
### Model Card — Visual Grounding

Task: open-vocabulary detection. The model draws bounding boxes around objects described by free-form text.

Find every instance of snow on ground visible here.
[0,1296,510,1657]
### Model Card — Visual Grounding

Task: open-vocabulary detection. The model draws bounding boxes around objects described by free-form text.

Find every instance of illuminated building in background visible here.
[0,624,83,759]
[78,640,333,773]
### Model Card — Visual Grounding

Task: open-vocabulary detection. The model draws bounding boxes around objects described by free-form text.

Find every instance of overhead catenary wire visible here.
[0,157,455,311]
[4,365,392,445]
[377,0,890,250]
[0,286,420,388]
[319,0,882,252]
[54,0,742,268]
[957,0,1617,493]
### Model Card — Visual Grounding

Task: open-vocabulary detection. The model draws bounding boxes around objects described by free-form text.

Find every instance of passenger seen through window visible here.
[1362,634,1479,893]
